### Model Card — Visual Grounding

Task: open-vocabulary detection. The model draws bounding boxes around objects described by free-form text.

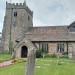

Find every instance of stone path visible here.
[0,60,14,68]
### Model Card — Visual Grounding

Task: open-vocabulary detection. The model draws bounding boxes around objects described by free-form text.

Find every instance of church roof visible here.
[26,26,68,34]
[22,26,75,42]
[69,21,75,27]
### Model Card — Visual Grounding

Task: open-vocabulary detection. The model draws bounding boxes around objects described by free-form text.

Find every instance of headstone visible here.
[26,49,36,75]
[68,53,72,59]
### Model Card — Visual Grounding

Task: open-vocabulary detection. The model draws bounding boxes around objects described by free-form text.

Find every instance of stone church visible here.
[1,1,75,58]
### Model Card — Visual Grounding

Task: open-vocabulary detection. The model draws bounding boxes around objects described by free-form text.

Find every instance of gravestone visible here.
[24,38,36,75]
[26,48,36,75]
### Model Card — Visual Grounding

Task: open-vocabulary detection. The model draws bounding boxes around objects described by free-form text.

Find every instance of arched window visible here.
[13,12,17,27]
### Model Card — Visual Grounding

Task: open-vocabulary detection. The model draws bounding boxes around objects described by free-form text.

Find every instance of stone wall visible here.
[2,2,33,51]
[14,38,36,58]
[48,43,57,54]
[14,41,75,58]
[68,43,75,59]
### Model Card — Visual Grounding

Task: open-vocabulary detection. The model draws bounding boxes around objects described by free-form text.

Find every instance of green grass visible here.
[0,53,11,62]
[35,58,75,75]
[0,62,25,75]
[0,54,75,75]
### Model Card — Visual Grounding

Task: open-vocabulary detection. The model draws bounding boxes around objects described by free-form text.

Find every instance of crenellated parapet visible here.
[6,1,33,16]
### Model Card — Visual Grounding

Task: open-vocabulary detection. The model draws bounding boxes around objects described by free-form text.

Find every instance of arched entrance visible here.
[21,46,28,58]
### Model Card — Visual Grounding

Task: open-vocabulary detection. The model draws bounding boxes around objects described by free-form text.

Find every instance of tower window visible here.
[14,12,17,17]
[28,15,30,20]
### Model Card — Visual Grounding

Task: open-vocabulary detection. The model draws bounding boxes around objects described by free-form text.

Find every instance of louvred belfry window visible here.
[14,12,17,17]
[13,12,17,27]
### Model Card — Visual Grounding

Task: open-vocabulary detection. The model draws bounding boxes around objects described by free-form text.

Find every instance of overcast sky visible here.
[0,0,75,32]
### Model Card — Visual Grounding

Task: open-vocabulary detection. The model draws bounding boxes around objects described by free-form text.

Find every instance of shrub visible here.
[36,48,48,58]
[36,49,43,58]
[63,52,68,55]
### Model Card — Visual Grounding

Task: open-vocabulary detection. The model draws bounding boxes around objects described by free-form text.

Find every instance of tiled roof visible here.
[17,26,75,42]
[26,26,68,34]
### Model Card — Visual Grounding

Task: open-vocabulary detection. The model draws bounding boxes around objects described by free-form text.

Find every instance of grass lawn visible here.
[0,57,75,75]
[35,58,75,75]
[0,53,11,62]
[0,61,25,75]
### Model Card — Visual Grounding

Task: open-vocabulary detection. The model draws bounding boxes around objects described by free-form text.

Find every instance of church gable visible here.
[15,37,36,50]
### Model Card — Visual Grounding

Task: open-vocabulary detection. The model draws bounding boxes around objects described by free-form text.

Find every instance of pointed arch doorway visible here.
[21,46,28,58]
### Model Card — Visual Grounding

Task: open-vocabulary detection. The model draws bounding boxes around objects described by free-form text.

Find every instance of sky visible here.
[0,0,75,32]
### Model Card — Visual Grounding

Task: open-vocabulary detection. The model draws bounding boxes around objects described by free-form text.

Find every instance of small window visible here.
[57,43,64,53]
[28,15,30,20]
[14,12,17,17]
[42,43,48,53]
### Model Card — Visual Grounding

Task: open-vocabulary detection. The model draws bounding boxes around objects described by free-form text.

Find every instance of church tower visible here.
[2,1,33,52]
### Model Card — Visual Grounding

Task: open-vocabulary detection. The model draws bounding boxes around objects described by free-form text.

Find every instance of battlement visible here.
[6,2,26,8]
[6,1,33,16]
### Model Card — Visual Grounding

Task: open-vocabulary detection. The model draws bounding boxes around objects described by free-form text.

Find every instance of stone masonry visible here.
[1,1,75,58]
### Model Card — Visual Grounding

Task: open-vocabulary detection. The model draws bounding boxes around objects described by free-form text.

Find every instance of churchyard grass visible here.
[35,58,75,75]
[0,61,25,75]
[0,53,11,62]
[0,56,75,75]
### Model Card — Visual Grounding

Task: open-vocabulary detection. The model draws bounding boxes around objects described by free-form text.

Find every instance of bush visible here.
[63,52,68,55]
[36,49,42,58]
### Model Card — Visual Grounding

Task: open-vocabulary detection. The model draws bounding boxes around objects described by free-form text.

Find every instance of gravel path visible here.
[0,60,14,68]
